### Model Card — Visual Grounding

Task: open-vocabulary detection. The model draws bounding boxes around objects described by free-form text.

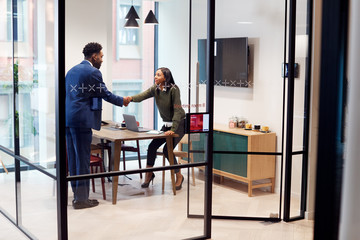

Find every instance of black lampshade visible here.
[144,10,158,24]
[124,17,139,28]
[125,6,140,20]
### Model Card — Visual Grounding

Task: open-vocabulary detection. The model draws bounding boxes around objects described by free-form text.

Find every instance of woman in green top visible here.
[128,67,186,190]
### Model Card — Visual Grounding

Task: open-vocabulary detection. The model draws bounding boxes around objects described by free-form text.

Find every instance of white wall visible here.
[156,0,190,128]
[191,0,286,142]
[65,0,113,120]
[157,1,190,104]
[212,0,285,131]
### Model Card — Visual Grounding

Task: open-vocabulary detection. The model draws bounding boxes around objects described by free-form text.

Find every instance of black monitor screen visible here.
[198,37,249,87]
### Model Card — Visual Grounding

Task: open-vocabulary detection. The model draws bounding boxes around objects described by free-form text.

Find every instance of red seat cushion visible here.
[90,155,103,164]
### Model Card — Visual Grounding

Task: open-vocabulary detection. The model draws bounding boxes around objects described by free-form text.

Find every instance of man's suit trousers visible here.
[65,127,92,201]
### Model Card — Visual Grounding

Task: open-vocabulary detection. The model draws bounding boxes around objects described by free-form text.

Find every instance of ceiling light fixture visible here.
[124,17,139,28]
[237,21,253,24]
[124,1,158,28]
[144,10,158,24]
[124,0,140,28]
[125,5,140,20]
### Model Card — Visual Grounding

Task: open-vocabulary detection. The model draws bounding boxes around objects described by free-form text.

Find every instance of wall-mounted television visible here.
[198,37,249,87]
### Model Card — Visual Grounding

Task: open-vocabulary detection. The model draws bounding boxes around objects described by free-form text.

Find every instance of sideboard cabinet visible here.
[189,124,276,197]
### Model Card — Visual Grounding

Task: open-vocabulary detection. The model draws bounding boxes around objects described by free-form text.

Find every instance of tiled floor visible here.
[0,160,314,239]
[0,214,29,240]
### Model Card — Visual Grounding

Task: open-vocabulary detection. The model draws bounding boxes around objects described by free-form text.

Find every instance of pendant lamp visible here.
[124,16,139,28]
[144,10,158,24]
[125,5,140,20]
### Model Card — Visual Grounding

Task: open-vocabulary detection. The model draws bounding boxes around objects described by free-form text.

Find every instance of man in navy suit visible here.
[65,42,130,209]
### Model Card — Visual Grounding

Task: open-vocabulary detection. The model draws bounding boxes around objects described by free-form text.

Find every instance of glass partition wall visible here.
[64,0,207,239]
[0,0,312,239]
[188,0,312,223]
[0,0,16,224]
[188,0,285,220]
[0,0,57,238]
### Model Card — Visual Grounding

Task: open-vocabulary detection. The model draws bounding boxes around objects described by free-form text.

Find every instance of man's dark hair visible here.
[82,42,102,59]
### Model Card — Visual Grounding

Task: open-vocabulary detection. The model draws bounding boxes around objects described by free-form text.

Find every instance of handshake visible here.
[123,96,133,107]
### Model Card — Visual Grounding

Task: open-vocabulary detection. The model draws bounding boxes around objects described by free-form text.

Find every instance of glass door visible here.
[283,0,312,221]
[187,0,285,221]
[187,0,313,224]
[63,0,210,239]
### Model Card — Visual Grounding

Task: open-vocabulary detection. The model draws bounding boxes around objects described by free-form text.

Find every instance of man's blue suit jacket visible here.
[65,60,123,130]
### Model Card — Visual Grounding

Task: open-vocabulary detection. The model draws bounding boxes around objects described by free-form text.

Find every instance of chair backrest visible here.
[91,144,103,156]
[178,134,192,153]
[179,134,190,145]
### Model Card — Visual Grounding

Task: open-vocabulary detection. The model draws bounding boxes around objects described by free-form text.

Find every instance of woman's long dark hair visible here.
[157,67,175,93]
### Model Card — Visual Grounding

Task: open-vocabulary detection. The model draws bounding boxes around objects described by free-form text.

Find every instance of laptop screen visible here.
[123,114,139,131]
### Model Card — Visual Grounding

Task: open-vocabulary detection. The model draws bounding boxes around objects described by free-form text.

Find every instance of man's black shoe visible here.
[72,199,99,205]
[72,200,99,210]
[88,199,99,204]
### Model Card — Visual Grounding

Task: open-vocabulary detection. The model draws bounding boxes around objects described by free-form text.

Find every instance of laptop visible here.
[123,114,152,132]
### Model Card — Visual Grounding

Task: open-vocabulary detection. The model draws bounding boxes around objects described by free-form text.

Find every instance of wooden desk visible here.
[93,124,177,204]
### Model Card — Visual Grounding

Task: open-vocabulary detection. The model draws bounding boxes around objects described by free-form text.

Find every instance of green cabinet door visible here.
[185,131,248,177]
[213,131,248,177]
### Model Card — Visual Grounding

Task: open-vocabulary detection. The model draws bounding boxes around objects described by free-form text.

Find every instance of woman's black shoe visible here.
[141,173,155,188]
[175,175,184,190]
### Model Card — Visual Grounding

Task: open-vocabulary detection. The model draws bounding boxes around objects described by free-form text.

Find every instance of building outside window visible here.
[0,0,34,154]
[112,0,155,156]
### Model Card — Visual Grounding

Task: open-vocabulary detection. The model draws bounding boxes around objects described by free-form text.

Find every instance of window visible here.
[112,80,143,123]
[112,0,155,157]
[116,0,142,59]
[118,4,140,45]
[0,0,27,42]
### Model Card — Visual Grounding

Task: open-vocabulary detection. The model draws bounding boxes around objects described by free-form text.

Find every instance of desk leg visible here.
[112,141,121,204]
[166,136,176,195]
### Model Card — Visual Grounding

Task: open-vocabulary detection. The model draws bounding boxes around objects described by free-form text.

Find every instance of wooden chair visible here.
[177,135,195,186]
[0,157,8,174]
[157,134,195,193]
[58,144,107,200]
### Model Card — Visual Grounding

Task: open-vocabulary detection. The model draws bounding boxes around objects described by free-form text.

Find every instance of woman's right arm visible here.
[131,85,156,102]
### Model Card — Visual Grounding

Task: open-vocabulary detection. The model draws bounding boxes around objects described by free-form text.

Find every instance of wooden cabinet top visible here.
[214,123,276,137]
